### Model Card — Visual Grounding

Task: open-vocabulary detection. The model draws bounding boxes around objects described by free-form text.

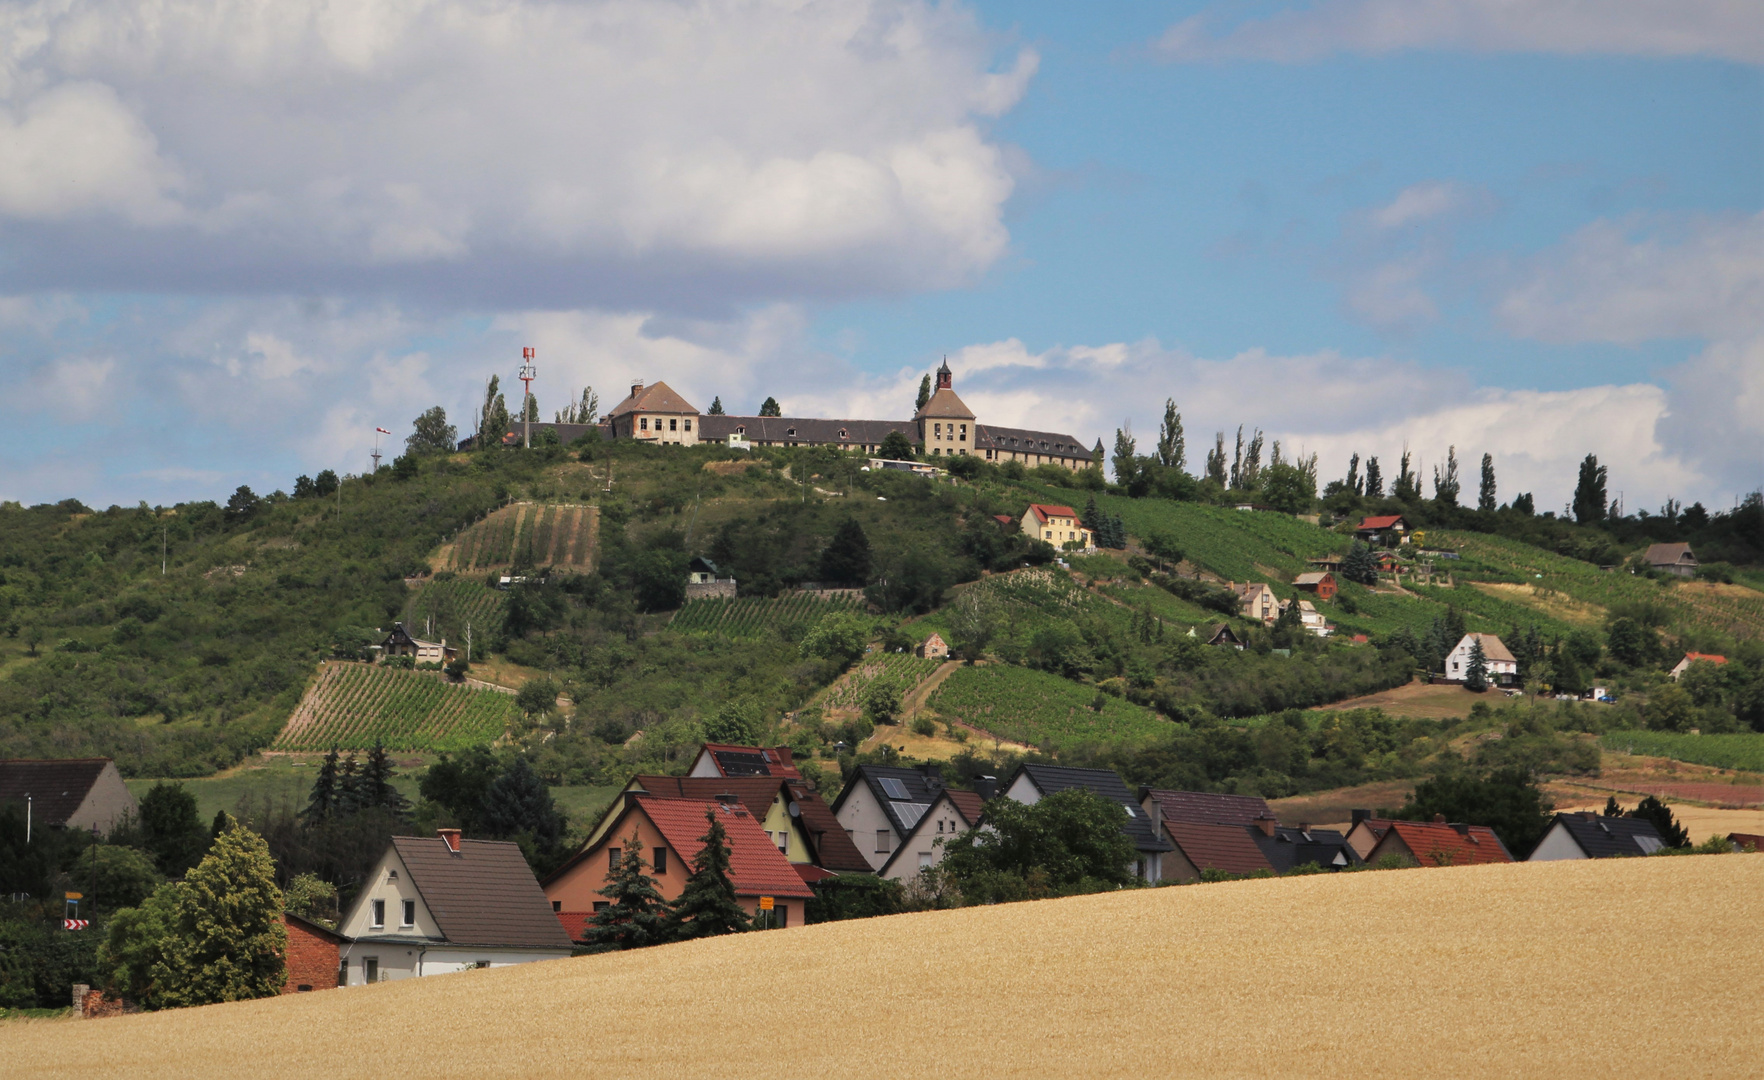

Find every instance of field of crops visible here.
[440,502,598,571]
[402,578,505,648]
[818,652,943,711]
[1601,730,1764,772]
[927,663,1169,748]
[274,662,518,752]
[669,593,860,638]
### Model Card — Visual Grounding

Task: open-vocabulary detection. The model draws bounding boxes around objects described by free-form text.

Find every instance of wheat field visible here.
[8,857,1760,1079]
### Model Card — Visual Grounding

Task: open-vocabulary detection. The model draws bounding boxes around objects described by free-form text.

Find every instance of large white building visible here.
[1443,633,1518,685]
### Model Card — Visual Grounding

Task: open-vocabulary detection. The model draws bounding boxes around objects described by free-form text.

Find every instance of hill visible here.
[10,856,1758,1077]
[432,502,598,573]
[272,662,518,752]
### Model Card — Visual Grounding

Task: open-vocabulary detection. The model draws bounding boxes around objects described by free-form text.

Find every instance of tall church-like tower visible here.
[913,357,977,456]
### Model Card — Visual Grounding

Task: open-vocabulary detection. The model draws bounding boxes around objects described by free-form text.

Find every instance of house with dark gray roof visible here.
[1002,764,1173,882]
[832,763,960,873]
[0,758,138,837]
[1246,817,1361,873]
[335,830,573,985]
[1528,812,1666,861]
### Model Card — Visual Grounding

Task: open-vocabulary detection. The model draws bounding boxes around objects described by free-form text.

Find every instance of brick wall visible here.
[282,915,340,993]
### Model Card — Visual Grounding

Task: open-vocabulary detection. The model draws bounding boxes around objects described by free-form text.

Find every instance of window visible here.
[919,852,933,868]
[593,902,610,913]
[475,961,491,969]
[773,905,787,929]
[371,899,385,928]
[640,417,648,431]
[876,829,891,853]
[337,959,348,987]
[774,832,787,853]
[654,847,667,874]
[402,899,416,927]
[609,848,621,871]
[959,424,967,440]
[669,418,677,431]
[683,420,691,431]
[934,423,942,436]
[552,900,562,912]
[365,957,379,983]
[786,427,797,437]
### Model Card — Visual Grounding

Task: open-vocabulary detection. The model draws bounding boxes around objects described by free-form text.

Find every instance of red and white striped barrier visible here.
[64,919,89,930]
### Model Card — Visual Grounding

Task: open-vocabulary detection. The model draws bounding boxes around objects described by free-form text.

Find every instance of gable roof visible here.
[1643,542,1696,565]
[695,744,804,781]
[387,836,573,949]
[1292,572,1333,586]
[946,789,985,824]
[1678,652,1727,666]
[634,797,813,899]
[1356,515,1406,530]
[607,380,698,418]
[1456,633,1517,664]
[1165,822,1274,876]
[1026,504,1082,526]
[1203,623,1244,646]
[699,415,916,447]
[878,789,985,878]
[1011,764,1172,853]
[913,386,975,420]
[836,765,955,840]
[976,425,1092,461]
[0,759,116,827]
[1143,789,1271,828]
[1545,813,1665,859]
[1374,819,1513,866]
[1251,825,1361,873]
[787,787,872,872]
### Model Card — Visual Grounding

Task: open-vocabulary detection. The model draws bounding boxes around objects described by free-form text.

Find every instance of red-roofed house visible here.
[544,795,815,933]
[1354,515,1409,545]
[1021,504,1092,550]
[1364,816,1513,867]
[684,743,872,873]
[1670,652,1727,680]
[1161,822,1276,881]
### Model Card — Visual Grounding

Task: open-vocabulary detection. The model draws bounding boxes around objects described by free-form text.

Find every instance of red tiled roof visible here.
[1357,515,1406,530]
[555,910,592,942]
[1728,833,1763,850]
[631,776,791,821]
[1027,503,1081,526]
[699,744,804,781]
[793,863,838,884]
[1378,820,1513,866]
[946,790,985,825]
[1682,652,1728,665]
[636,797,814,899]
[1165,822,1274,876]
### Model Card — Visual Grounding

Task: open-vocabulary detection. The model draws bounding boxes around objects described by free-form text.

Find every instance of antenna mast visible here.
[373,427,391,472]
[519,348,537,450]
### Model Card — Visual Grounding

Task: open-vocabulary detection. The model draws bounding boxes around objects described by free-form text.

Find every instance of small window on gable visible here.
[654,847,668,874]
[787,427,797,437]
[402,899,416,927]
[552,900,561,912]
[609,848,621,871]
[371,899,385,927]
[839,428,847,439]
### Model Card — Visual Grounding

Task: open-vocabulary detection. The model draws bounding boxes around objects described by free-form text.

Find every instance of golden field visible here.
[7,856,1761,1080]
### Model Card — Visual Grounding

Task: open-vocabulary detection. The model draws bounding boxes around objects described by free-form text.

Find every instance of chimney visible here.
[438,828,462,854]
[1351,808,1371,827]
[1432,813,1447,824]
[1254,814,1277,837]
[1451,822,1470,836]
[623,787,648,813]
[973,776,998,801]
[631,380,644,398]
[919,763,943,788]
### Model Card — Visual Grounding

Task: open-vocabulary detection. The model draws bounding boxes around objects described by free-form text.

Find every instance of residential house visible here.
[684,743,872,873]
[685,556,736,600]
[1247,816,1360,872]
[1230,582,1281,625]
[1354,515,1409,546]
[1307,555,1344,573]
[0,757,139,836]
[916,633,950,660]
[874,788,986,882]
[545,794,815,932]
[1001,764,1173,882]
[1670,652,1727,680]
[1291,572,1338,600]
[1363,816,1514,867]
[1021,504,1093,550]
[593,776,812,866]
[1160,822,1275,882]
[832,763,961,873]
[1343,810,1390,860]
[1280,599,1332,638]
[1643,542,1698,577]
[1726,832,1762,852]
[1140,789,1272,828]
[1199,623,1245,650]
[336,830,573,985]
[1442,633,1518,685]
[379,623,457,665]
[281,913,344,993]
[606,380,701,445]
[1528,813,1665,861]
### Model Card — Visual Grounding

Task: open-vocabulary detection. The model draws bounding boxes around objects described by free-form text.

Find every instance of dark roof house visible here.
[685,743,870,872]
[1003,764,1172,880]
[1247,818,1361,873]
[1161,821,1275,881]
[0,757,138,836]
[1528,812,1666,861]
[1642,542,1698,577]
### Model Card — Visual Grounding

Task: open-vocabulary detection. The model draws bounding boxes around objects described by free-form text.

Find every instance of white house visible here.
[1528,813,1665,861]
[875,788,986,882]
[831,764,958,873]
[1279,599,1332,637]
[1442,633,1518,685]
[1669,653,1727,680]
[335,830,573,986]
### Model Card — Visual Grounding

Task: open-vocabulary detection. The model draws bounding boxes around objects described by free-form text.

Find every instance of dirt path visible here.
[902,660,963,719]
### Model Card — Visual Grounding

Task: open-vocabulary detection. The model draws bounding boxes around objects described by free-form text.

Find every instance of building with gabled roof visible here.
[1443,633,1518,685]
[1364,816,1513,867]
[1200,623,1245,649]
[1529,812,1665,861]
[1161,821,1275,882]
[874,787,986,882]
[1140,788,1272,829]
[1247,817,1360,873]
[1230,581,1281,625]
[1670,652,1727,680]
[1021,503,1092,550]
[1354,515,1409,545]
[0,758,138,836]
[685,743,871,872]
[591,775,809,862]
[379,622,457,665]
[545,794,815,933]
[832,763,960,873]
[1291,571,1337,600]
[1002,764,1173,882]
[335,830,573,985]
[606,380,701,445]
[1643,542,1698,577]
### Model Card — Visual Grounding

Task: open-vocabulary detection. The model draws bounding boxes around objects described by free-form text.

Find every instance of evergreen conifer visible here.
[360,741,409,816]
[1478,453,1497,512]
[1341,541,1379,586]
[301,748,340,824]
[583,831,670,951]
[1628,795,1690,848]
[1465,636,1489,692]
[759,396,782,417]
[665,809,751,941]
[915,374,931,413]
[708,396,724,415]
[818,518,873,586]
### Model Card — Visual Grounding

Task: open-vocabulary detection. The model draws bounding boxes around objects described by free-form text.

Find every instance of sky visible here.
[1,0,1759,514]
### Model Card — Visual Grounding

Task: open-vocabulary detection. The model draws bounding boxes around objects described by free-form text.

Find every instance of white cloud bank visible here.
[1156,0,1764,64]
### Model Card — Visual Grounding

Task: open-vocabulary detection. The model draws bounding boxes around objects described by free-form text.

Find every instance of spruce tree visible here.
[336,753,362,815]
[1478,453,1497,513]
[708,396,725,415]
[1341,541,1378,586]
[480,756,565,856]
[1628,795,1689,848]
[665,809,751,941]
[360,741,409,816]
[583,830,670,952]
[301,749,341,824]
[1082,494,1101,539]
[759,396,782,417]
[818,518,873,586]
[1464,636,1489,692]
[915,374,932,414]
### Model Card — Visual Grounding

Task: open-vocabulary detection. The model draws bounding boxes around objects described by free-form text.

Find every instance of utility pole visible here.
[373,427,390,472]
[161,527,167,576]
[519,348,537,450]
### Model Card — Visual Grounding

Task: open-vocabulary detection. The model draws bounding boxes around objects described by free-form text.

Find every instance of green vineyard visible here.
[819,652,943,711]
[274,662,518,752]
[440,503,598,572]
[669,593,861,638]
[928,664,1170,749]
[402,578,505,648]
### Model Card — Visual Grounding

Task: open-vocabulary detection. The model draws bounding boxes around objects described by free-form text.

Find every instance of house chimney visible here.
[623,787,648,813]
[1451,822,1470,836]
[973,776,998,801]
[1432,813,1447,824]
[1351,808,1371,826]
[438,828,462,854]
[919,763,943,788]
[631,380,644,398]
[1254,814,1277,837]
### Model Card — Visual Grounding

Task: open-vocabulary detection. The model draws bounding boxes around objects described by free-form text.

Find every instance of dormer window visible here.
[787,427,797,437]
[839,428,847,439]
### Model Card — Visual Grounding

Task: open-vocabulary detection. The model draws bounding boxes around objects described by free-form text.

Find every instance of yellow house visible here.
[1231,581,1280,625]
[580,775,816,866]
[1021,503,1093,549]
[605,380,701,445]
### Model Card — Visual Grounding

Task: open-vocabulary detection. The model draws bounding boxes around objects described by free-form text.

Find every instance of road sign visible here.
[64,919,89,931]
[758,896,774,910]
[64,891,82,900]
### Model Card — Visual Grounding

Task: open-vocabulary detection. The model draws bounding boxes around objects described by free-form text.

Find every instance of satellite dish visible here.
[788,803,801,818]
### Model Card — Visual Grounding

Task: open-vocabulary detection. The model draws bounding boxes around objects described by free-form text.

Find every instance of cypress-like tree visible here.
[1205,432,1227,486]
[665,809,751,941]
[1478,453,1497,512]
[336,753,362,815]
[758,396,782,417]
[1572,454,1608,525]
[301,749,341,824]
[1156,398,1185,471]
[1345,453,1361,497]
[1393,448,1420,502]
[1432,446,1461,507]
[1364,456,1383,498]
[583,831,670,952]
[1628,795,1689,848]
[915,374,932,414]
[1464,636,1489,692]
[1111,425,1138,487]
[818,518,873,586]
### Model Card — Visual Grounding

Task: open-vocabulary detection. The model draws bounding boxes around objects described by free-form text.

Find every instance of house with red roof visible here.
[683,743,871,873]
[545,794,816,934]
[1363,815,1513,867]
[1670,652,1727,680]
[1020,503,1092,550]
[1161,822,1276,881]
[1354,514,1409,546]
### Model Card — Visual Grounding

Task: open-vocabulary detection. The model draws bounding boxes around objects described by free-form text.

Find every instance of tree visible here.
[1432,446,1461,508]
[664,809,751,940]
[283,873,339,927]
[358,741,409,816]
[1111,425,1138,487]
[940,789,1136,900]
[1260,461,1316,515]
[582,831,670,952]
[1573,454,1608,525]
[862,679,902,726]
[521,393,539,423]
[417,747,502,835]
[223,486,261,525]
[1628,795,1689,848]
[1364,456,1383,498]
[1345,453,1362,496]
[915,374,932,414]
[1143,531,1183,572]
[1394,767,1553,857]
[313,469,339,497]
[390,452,419,480]
[1393,448,1420,502]
[1512,492,1534,515]
[758,397,782,417]
[98,881,181,1009]
[947,588,999,659]
[800,611,870,667]
[1464,636,1489,692]
[1606,617,1658,669]
[1602,796,1624,818]
[1155,399,1186,471]
[818,518,873,586]
[878,430,915,461]
[705,700,759,744]
[553,387,598,424]
[479,756,565,860]
[138,782,210,877]
[1341,541,1379,586]
[406,406,458,455]
[1477,453,1496,513]
[477,374,510,447]
[515,678,558,717]
[708,396,724,415]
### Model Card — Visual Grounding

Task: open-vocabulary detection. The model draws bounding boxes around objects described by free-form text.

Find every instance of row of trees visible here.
[577,809,770,951]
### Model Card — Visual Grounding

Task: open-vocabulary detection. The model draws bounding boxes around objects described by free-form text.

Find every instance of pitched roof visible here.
[698,744,803,781]
[1643,542,1696,565]
[913,386,975,420]
[1292,572,1333,586]
[1376,820,1513,866]
[787,787,872,872]
[1460,633,1517,664]
[607,380,699,418]
[1143,789,1271,828]
[630,775,792,822]
[1203,624,1243,646]
[977,425,1091,460]
[1251,825,1361,873]
[1165,822,1274,876]
[837,765,956,840]
[1026,504,1082,526]
[1679,652,1728,666]
[1356,514,1406,530]
[554,910,592,943]
[946,790,985,825]
[1012,764,1172,853]
[0,759,115,827]
[634,796,813,899]
[388,836,574,949]
[1546,813,1665,859]
[698,415,916,447]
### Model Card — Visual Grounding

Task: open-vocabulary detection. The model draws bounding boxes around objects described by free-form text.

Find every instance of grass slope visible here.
[928,664,1169,748]
[13,857,1759,1078]
[1599,730,1764,772]
[273,662,518,752]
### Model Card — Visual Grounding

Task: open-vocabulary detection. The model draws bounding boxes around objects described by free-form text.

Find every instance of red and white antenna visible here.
[372,426,391,471]
[518,347,537,449]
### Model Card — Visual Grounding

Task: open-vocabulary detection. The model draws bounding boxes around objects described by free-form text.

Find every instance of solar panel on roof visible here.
[715,751,771,776]
[878,777,910,800]
[893,802,931,829]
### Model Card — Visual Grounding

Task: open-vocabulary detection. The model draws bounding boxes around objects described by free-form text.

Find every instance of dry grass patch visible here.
[16,858,1761,1079]
[1311,678,1491,720]
[1471,581,1607,626]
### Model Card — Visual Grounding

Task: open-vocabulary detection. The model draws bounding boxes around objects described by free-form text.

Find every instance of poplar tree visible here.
[1111,425,1138,487]
[477,375,510,447]
[1156,399,1186,471]
[1229,426,1245,488]
[1572,454,1608,525]
[1364,456,1383,498]
[584,831,670,951]
[1345,453,1361,497]
[915,374,932,413]
[665,809,751,941]
[1393,448,1420,502]
[1478,453,1497,512]
[1205,433,1227,486]
[1432,446,1461,507]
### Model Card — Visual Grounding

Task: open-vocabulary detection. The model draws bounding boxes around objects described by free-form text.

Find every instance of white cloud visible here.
[0,0,1033,305]
[1156,0,1764,64]
[1369,181,1478,231]
[1658,336,1764,501]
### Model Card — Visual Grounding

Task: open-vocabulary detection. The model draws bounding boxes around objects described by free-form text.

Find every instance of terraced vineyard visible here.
[818,652,943,712]
[274,662,518,752]
[927,664,1170,749]
[1601,730,1764,772]
[437,502,598,571]
[669,593,860,638]
[402,578,505,647]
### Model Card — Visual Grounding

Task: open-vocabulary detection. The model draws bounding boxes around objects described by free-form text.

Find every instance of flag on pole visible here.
[376,428,391,434]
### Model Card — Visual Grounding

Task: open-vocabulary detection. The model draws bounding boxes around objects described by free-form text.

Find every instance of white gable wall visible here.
[1527,821,1589,861]
[1443,634,1518,682]
[834,784,896,871]
[879,793,971,882]
[337,848,443,943]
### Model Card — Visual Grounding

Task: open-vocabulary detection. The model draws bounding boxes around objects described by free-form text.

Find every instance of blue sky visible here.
[1,0,1760,512]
